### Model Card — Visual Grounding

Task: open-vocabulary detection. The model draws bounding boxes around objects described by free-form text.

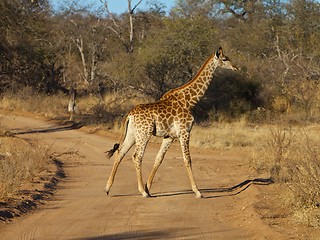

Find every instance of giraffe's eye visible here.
[222,57,229,62]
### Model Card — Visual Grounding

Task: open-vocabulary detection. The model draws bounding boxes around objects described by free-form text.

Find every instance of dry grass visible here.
[190,118,265,150]
[252,125,320,227]
[191,120,320,228]
[0,132,50,201]
[0,88,154,130]
[0,87,68,117]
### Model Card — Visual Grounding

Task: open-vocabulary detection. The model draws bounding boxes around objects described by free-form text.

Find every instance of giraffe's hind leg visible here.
[145,137,173,195]
[105,127,135,195]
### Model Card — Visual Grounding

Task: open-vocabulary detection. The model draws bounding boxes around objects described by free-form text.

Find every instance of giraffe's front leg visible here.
[179,134,203,199]
[133,144,151,198]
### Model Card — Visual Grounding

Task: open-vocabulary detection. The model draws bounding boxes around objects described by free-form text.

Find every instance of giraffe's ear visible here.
[216,47,223,58]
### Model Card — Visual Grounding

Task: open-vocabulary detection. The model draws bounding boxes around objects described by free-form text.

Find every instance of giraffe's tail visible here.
[105,116,130,159]
[105,143,120,158]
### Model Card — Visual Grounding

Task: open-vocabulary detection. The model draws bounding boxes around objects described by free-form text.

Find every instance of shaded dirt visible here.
[0,113,313,239]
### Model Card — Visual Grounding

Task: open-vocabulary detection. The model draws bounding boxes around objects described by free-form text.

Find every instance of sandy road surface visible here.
[0,113,286,239]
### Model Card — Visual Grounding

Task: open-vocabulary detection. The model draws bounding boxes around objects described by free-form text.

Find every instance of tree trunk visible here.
[76,37,89,84]
[68,87,77,121]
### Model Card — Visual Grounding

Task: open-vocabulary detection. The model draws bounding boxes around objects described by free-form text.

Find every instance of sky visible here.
[50,0,176,14]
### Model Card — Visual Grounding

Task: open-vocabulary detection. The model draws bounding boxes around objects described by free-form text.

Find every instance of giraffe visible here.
[105,47,238,198]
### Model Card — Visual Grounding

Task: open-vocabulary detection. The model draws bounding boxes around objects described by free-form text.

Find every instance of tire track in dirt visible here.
[0,113,287,239]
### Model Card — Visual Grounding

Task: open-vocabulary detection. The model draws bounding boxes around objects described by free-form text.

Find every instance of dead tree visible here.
[101,0,143,53]
[68,87,78,121]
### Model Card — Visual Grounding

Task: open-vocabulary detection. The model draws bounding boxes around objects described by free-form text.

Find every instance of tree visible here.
[171,0,216,18]
[50,4,110,91]
[140,16,218,98]
[284,0,320,56]
[101,0,143,53]
[68,13,104,85]
[0,0,55,92]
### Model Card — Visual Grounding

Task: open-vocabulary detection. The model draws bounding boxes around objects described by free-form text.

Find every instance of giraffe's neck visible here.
[161,54,218,109]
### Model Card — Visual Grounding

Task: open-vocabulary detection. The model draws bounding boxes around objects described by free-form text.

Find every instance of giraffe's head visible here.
[215,47,238,71]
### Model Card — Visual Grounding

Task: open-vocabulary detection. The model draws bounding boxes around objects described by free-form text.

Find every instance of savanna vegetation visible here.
[0,134,50,201]
[1,0,320,229]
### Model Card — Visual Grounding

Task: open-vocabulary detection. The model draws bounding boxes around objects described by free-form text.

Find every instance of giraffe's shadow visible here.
[112,178,273,198]
[11,121,83,135]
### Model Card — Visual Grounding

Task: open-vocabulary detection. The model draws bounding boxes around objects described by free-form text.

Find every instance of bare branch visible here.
[69,19,78,27]
[100,0,142,53]
[131,0,143,13]
[100,0,121,30]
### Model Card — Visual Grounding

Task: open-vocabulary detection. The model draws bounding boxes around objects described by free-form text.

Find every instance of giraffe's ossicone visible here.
[105,47,238,198]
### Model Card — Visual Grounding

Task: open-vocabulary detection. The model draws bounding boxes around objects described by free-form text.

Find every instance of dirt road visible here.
[0,113,286,239]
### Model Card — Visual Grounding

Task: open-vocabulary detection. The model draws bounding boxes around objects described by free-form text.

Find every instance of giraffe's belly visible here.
[154,122,179,138]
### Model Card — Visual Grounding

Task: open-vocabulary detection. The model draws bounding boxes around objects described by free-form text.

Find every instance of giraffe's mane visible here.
[180,53,215,89]
[161,53,215,100]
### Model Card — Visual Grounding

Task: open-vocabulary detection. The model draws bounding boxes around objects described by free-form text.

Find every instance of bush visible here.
[194,70,264,122]
[253,127,320,227]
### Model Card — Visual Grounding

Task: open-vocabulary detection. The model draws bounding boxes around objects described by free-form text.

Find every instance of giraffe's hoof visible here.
[195,193,203,199]
[105,187,110,195]
[144,185,151,196]
[141,191,152,198]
